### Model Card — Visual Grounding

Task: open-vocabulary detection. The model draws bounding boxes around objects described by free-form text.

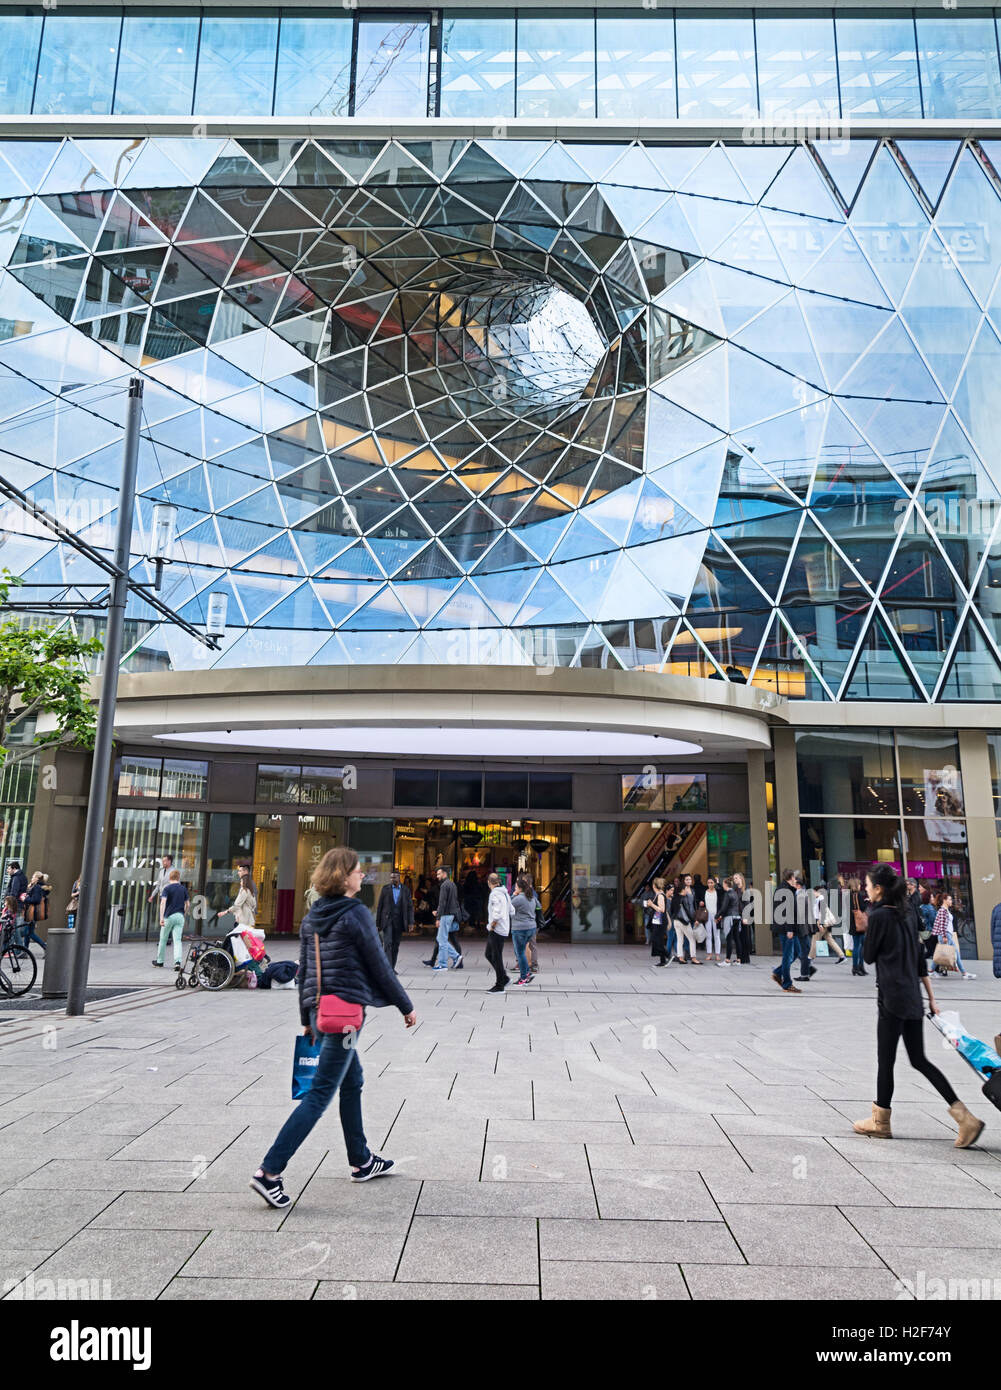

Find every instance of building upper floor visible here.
[5,5,1001,124]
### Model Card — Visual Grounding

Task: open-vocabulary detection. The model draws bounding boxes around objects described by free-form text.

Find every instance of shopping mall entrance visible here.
[620,819,752,942]
[393,818,571,941]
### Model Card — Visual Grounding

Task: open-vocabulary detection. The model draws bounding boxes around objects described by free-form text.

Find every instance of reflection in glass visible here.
[274,15,352,117]
[896,732,964,817]
[755,14,839,119]
[916,15,1001,119]
[796,729,899,817]
[622,773,662,811]
[194,15,279,117]
[572,821,619,941]
[34,13,121,115]
[517,14,596,119]
[836,15,922,118]
[596,12,675,119]
[161,758,208,800]
[117,755,162,799]
[902,820,975,953]
[440,11,515,119]
[115,12,199,117]
[354,17,430,118]
[676,14,756,119]
[300,765,344,806]
[0,12,42,115]
[256,763,301,803]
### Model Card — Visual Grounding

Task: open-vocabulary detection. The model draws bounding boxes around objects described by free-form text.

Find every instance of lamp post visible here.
[67,378,146,1017]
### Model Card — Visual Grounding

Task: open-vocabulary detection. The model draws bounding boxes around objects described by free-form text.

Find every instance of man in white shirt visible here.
[147,854,174,933]
[485,872,512,993]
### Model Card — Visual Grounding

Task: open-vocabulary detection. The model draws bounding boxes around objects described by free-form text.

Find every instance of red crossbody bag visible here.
[313,932,364,1035]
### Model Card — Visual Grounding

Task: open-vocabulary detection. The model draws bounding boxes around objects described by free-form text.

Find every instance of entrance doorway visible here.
[622,821,751,941]
[393,818,571,941]
[250,815,345,930]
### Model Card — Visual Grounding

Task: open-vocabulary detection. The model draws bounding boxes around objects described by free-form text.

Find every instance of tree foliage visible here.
[0,571,103,768]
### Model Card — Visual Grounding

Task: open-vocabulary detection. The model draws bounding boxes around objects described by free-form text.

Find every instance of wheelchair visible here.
[176,927,269,992]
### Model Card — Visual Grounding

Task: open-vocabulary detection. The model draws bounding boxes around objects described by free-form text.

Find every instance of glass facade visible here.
[8,9,1001,118]
[797,729,977,951]
[6,131,1001,697]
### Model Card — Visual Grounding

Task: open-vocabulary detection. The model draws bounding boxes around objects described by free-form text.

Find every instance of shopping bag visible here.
[933,942,958,971]
[292,1033,323,1099]
[241,930,266,962]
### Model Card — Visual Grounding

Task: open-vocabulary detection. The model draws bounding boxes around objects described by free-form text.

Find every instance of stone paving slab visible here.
[0,939,998,1300]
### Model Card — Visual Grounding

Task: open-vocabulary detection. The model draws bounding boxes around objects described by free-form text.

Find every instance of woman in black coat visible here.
[645,878,669,966]
[251,847,417,1209]
[853,864,984,1148]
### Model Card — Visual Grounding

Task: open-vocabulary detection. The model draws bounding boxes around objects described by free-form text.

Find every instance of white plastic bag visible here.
[935,1010,963,1046]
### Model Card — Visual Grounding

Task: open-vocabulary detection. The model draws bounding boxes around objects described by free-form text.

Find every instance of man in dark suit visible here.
[376,868,413,970]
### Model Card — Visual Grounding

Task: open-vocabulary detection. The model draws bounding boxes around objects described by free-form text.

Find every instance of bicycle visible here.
[0,921,37,997]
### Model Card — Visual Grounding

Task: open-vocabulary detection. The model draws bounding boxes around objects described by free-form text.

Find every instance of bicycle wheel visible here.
[0,944,37,997]
[194,948,233,991]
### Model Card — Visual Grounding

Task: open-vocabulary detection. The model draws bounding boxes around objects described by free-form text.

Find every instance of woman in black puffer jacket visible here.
[251,847,417,1209]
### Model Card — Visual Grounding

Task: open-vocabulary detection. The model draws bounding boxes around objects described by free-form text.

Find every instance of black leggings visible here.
[876,1008,958,1110]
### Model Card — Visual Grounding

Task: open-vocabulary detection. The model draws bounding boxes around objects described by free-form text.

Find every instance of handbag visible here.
[292,1032,323,1098]
[695,904,709,925]
[933,942,958,972]
[313,932,364,1035]
[852,908,867,934]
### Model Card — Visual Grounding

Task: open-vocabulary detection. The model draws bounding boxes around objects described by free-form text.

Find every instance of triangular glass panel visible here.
[798,224,894,307]
[759,146,841,220]
[898,231,981,397]
[810,139,877,210]
[38,142,113,197]
[894,141,960,211]
[797,292,894,390]
[838,314,944,402]
[848,146,929,302]
[514,571,589,626]
[841,612,924,701]
[939,610,1001,701]
[753,610,833,700]
[731,291,825,388]
[722,143,793,202]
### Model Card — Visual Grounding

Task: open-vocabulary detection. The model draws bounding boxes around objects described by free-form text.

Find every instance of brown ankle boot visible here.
[853,1103,892,1138]
[948,1100,985,1149]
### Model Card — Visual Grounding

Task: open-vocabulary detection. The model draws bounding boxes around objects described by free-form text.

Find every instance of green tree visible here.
[0,571,103,771]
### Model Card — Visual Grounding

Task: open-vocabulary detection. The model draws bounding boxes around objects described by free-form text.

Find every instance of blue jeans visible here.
[512,928,533,978]
[436,914,460,967]
[262,1020,369,1174]
[17,922,46,951]
[773,933,797,989]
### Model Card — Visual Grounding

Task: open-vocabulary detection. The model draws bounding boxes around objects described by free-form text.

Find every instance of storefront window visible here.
[107,807,204,940]
[300,766,344,806]
[796,729,899,816]
[348,817,394,912]
[204,811,256,935]
[902,822,975,954]
[161,758,208,800]
[256,764,301,803]
[799,815,902,889]
[896,732,964,817]
[622,774,661,811]
[665,773,708,813]
[571,822,618,941]
[117,755,161,799]
[706,823,750,880]
[988,734,1001,814]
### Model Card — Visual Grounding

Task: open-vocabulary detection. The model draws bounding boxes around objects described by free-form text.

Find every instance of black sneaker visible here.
[250,1170,291,1208]
[451,957,464,970]
[422,957,435,967]
[351,1154,394,1182]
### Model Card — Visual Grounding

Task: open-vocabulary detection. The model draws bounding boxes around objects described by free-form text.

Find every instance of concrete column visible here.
[773,726,801,887]
[276,813,298,936]
[958,729,999,961]
[747,749,770,955]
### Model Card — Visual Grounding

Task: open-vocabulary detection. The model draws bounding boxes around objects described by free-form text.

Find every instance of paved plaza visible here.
[1,939,1000,1301]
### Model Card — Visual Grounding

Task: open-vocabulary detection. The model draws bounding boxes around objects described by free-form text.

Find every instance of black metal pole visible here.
[66,377,144,1017]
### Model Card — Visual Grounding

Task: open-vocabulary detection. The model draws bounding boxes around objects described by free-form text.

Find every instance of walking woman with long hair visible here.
[646,877,669,966]
[852,864,984,1148]
[251,847,417,1209]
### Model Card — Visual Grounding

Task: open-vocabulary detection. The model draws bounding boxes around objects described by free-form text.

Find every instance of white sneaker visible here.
[963,972,977,980]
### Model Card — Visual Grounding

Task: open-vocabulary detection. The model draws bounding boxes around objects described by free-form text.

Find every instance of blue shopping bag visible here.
[292,1033,323,1099]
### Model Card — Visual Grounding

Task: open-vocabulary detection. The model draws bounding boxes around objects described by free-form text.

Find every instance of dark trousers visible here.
[725,918,750,963]
[381,923,403,968]
[485,931,509,986]
[262,1024,369,1174]
[876,1007,958,1110]
[851,933,867,973]
[795,934,813,978]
